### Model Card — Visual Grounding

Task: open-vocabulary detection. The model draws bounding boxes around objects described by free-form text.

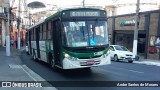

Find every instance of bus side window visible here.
[47,21,52,39]
[32,29,34,41]
[43,32,46,40]
[34,28,36,41]
[47,30,51,39]
[57,21,61,37]
[40,25,43,40]
[43,23,46,40]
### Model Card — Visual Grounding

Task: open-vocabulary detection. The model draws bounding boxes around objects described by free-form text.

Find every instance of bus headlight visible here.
[64,53,77,61]
[64,53,70,58]
[64,53,72,60]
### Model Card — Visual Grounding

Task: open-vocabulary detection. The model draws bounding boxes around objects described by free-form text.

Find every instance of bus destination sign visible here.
[70,11,100,17]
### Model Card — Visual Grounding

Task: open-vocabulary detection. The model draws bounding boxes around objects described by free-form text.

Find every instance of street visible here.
[20,51,160,90]
[0,0,160,90]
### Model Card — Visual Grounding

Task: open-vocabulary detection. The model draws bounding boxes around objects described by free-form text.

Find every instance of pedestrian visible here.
[21,39,23,46]
[15,40,17,48]
[11,40,14,47]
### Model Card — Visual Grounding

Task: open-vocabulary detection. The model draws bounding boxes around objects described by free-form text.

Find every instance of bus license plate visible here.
[87,60,95,65]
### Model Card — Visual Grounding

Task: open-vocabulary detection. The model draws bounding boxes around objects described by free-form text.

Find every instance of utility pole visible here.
[6,2,10,56]
[17,0,21,49]
[82,0,85,7]
[133,0,140,56]
[29,12,31,27]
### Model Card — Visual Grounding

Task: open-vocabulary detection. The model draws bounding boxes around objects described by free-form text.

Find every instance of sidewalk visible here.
[134,57,160,66]
[0,46,57,90]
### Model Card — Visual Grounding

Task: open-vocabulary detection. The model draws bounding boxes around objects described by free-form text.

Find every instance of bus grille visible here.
[80,60,100,66]
[78,55,101,59]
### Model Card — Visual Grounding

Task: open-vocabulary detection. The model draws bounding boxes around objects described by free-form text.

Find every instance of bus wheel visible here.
[49,55,56,70]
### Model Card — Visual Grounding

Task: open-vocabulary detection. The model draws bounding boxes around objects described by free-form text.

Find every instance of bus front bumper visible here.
[62,55,111,69]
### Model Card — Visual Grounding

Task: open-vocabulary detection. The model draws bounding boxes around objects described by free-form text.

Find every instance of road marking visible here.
[128,69,144,74]
[117,67,144,74]
[134,61,160,67]
[9,64,21,69]
[20,65,37,81]
[99,65,145,74]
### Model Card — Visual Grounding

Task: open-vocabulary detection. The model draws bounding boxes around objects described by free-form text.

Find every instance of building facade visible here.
[0,15,6,46]
[0,0,27,47]
[0,0,7,46]
[108,10,160,60]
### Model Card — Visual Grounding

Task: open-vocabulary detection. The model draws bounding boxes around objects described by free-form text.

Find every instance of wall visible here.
[1,19,5,46]
[0,19,5,46]
[0,0,9,7]
[114,15,145,30]
[148,12,160,60]
[107,18,112,34]
[107,10,160,60]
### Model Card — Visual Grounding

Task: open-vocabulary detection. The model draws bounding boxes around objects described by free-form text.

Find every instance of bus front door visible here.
[52,21,61,66]
[36,27,40,59]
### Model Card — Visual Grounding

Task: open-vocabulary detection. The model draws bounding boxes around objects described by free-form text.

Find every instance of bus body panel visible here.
[62,54,111,69]
[28,31,32,55]
[39,41,47,62]
[26,8,111,70]
[31,41,36,56]
[36,27,40,59]
[61,48,110,69]
[45,40,54,63]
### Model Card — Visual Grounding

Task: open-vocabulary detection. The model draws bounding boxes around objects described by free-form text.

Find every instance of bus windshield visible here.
[63,21,108,47]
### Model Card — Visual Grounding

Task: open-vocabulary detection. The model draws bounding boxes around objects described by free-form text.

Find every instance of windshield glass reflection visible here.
[63,21,108,47]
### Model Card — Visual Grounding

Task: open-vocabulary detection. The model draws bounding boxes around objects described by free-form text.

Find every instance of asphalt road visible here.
[20,51,160,90]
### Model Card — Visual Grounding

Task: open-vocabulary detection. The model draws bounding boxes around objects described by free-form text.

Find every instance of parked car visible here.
[110,45,136,63]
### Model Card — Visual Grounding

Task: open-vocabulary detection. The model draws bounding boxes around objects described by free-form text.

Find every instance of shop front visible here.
[0,18,6,47]
[0,19,2,46]
[108,10,160,60]
[114,30,146,54]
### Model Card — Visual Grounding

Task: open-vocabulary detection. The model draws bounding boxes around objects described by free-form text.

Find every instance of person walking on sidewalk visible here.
[15,40,17,48]
[11,39,14,47]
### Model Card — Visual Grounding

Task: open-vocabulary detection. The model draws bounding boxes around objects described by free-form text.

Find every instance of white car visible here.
[110,45,136,63]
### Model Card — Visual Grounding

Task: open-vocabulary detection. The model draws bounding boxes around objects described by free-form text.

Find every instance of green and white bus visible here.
[26,8,111,70]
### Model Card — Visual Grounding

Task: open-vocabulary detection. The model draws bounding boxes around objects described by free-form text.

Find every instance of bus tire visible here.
[49,54,57,70]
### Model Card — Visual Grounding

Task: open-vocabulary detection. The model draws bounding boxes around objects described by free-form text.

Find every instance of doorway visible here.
[115,33,146,53]
[115,33,133,51]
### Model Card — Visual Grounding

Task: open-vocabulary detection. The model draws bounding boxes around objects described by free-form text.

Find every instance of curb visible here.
[12,49,58,89]
[134,61,160,66]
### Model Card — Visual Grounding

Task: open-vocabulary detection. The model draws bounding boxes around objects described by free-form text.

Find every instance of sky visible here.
[27,0,111,7]
[13,0,160,15]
